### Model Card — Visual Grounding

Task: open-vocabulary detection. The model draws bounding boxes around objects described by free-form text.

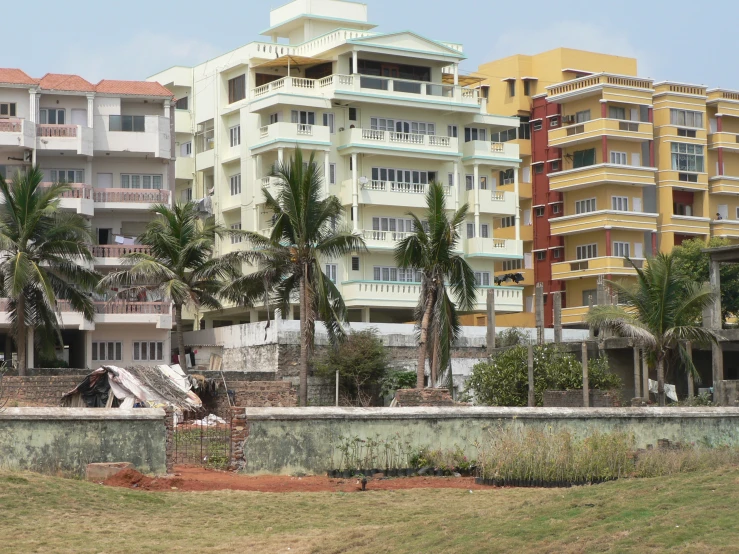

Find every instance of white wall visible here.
[0,88,32,119]
[91,325,171,368]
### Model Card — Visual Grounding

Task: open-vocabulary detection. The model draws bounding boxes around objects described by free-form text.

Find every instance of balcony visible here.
[509,138,531,158]
[552,257,645,281]
[174,110,192,134]
[465,237,522,259]
[708,132,739,152]
[175,156,195,181]
[251,122,331,153]
[343,179,450,209]
[462,140,520,164]
[550,210,658,236]
[338,128,458,159]
[0,118,35,148]
[548,118,653,148]
[658,170,708,191]
[546,74,653,102]
[361,229,411,250]
[340,281,523,312]
[548,164,656,191]
[249,74,484,113]
[466,189,517,216]
[36,124,93,156]
[496,224,533,242]
[494,267,534,285]
[711,219,739,239]
[255,176,282,205]
[92,188,171,210]
[561,306,589,326]
[710,176,739,195]
[661,214,711,236]
[93,115,171,159]
[91,244,152,267]
[40,183,94,216]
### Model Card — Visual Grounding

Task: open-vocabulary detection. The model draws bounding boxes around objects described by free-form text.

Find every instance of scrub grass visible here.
[1,468,739,553]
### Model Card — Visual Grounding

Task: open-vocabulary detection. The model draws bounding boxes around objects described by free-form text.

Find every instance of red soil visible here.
[103,465,489,493]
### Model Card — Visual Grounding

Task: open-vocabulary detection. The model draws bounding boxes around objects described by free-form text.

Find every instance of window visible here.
[133,341,165,362]
[679,173,698,183]
[323,113,335,133]
[612,196,629,211]
[500,216,516,228]
[175,97,188,110]
[502,259,523,271]
[536,251,546,261]
[464,127,487,142]
[534,163,544,174]
[329,163,336,185]
[553,249,562,259]
[351,256,360,271]
[48,169,84,183]
[498,169,514,185]
[269,112,281,125]
[610,151,628,165]
[670,109,703,129]
[180,142,192,156]
[613,241,630,257]
[229,125,241,147]
[575,110,591,123]
[109,115,144,132]
[230,174,241,196]
[474,272,491,286]
[508,80,516,97]
[550,160,560,172]
[480,224,489,238]
[535,207,545,217]
[532,120,543,131]
[479,176,488,190]
[120,174,163,189]
[609,106,626,120]
[573,148,596,169]
[228,74,246,104]
[671,143,704,172]
[0,102,16,117]
[583,289,597,307]
[677,128,697,138]
[552,203,561,215]
[448,125,458,138]
[549,116,559,128]
[184,188,193,202]
[40,108,65,125]
[230,223,242,244]
[324,263,338,284]
[92,341,122,362]
[576,244,598,260]
[575,198,596,214]
[465,175,474,190]
[373,266,420,283]
[519,117,531,139]
[523,80,531,96]
[491,128,517,143]
[349,107,357,121]
[371,167,430,186]
[466,223,475,238]
[291,110,315,125]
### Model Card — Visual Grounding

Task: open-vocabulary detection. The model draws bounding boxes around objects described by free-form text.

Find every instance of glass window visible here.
[575,110,591,123]
[228,75,246,104]
[229,125,241,147]
[610,151,628,165]
[612,196,629,211]
[670,109,703,129]
[573,148,596,168]
[175,97,188,110]
[230,174,241,196]
[575,198,597,214]
[609,106,626,120]
[576,244,598,260]
[613,242,630,257]
[671,143,704,172]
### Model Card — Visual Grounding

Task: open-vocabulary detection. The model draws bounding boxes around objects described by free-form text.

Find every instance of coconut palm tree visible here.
[587,253,718,406]
[221,149,365,406]
[0,167,99,375]
[394,182,477,389]
[100,202,242,367]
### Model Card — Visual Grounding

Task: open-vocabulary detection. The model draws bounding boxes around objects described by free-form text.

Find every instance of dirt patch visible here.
[103,465,490,493]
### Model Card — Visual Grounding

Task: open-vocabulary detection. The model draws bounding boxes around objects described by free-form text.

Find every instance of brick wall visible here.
[1,376,82,407]
[543,390,622,408]
[394,388,456,407]
[212,380,297,411]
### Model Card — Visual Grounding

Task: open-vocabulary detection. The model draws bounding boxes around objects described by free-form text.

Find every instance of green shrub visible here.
[380,369,417,398]
[496,328,529,347]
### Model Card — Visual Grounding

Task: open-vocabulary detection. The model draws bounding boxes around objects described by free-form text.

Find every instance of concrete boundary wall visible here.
[0,408,167,477]
[236,407,739,475]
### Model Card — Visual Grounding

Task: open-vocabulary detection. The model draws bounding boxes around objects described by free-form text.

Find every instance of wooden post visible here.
[642,350,649,400]
[486,288,496,355]
[633,347,641,399]
[686,341,694,399]
[535,283,544,345]
[527,344,535,407]
[553,291,562,344]
[582,342,589,408]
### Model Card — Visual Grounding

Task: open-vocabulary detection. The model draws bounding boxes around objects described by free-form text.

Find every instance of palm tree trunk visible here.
[430,336,439,388]
[16,294,26,376]
[416,292,434,389]
[175,304,187,369]
[299,265,310,407]
[656,356,666,407]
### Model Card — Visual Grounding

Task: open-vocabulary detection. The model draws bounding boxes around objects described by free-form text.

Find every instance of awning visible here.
[255,55,331,70]
[441,73,485,87]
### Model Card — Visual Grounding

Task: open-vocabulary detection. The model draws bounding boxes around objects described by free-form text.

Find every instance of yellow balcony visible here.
[708,132,739,152]
[547,74,654,103]
[710,176,739,195]
[495,224,533,242]
[657,170,708,191]
[550,210,658,236]
[510,138,531,157]
[548,164,656,191]
[711,219,739,239]
[549,118,653,148]
[561,306,589,326]
[661,215,711,236]
[494,268,534,285]
[552,256,645,281]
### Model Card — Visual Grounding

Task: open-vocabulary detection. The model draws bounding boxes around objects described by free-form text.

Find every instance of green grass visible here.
[1,469,739,553]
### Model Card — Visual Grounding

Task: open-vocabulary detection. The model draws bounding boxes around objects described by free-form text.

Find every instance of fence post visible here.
[553,291,562,344]
[582,342,589,408]
[164,407,175,474]
[642,350,650,400]
[527,344,535,407]
[230,407,247,471]
[633,347,641,399]
[535,283,544,345]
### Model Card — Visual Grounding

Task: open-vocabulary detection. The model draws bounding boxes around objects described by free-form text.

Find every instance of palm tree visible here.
[0,167,99,375]
[101,202,242,368]
[221,149,365,406]
[587,253,718,406]
[394,182,477,390]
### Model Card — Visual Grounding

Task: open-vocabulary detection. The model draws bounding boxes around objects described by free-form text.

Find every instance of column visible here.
[718,148,724,176]
[605,227,612,257]
[473,163,480,234]
[453,161,460,212]
[351,153,358,231]
[86,94,94,128]
[453,63,459,86]
[649,140,655,167]
[361,307,370,323]
[28,90,36,123]
[163,99,171,118]
[249,309,259,323]
[277,148,284,165]
[717,115,723,132]
[85,330,93,370]
[514,165,521,242]
[352,50,358,74]
[648,107,654,123]
[323,151,330,198]
[600,100,608,163]
[651,232,658,256]
[252,155,259,231]
[710,259,722,330]
[85,159,93,186]
[633,347,641,399]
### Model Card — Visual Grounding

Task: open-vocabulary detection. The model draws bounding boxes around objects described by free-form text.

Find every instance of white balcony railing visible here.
[40,183,92,199]
[361,229,412,244]
[253,122,331,149]
[91,245,152,258]
[344,128,458,153]
[93,188,171,204]
[362,181,451,195]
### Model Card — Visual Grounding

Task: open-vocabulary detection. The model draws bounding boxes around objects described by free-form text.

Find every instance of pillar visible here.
[717,115,723,132]
[600,100,608,162]
[323,151,330,197]
[352,50,358,74]
[163,99,170,118]
[453,161,459,212]
[709,260,722,330]
[28,90,36,123]
[252,155,259,231]
[86,94,94,128]
[535,283,544,345]
[718,148,724,176]
[277,147,284,165]
[361,307,371,323]
[582,342,589,407]
[633,347,641,399]
[642,350,650,399]
[85,159,93,186]
[605,228,612,257]
[85,330,93,370]
[648,107,653,123]
[651,232,658,256]
[553,291,562,343]
[453,63,459,86]
[351,153,358,231]
[686,342,694,399]
[486,289,496,355]
[527,345,535,407]
[514,165,521,242]
[249,309,258,323]
[649,140,655,167]
[473,163,480,234]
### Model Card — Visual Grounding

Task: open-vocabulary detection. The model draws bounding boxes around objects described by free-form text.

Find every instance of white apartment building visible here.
[0,69,174,369]
[150,0,525,327]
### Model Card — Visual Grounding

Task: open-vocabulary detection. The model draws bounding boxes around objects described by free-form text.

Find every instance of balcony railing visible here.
[0,119,22,133]
[565,257,644,272]
[0,299,170,315]
[362,229,412,243]
[547,74,653,97]
[40,182,92,199]
[93,188,171,203]
[362,181,451,195]
[37,124,78,138]
[91,245,152,258]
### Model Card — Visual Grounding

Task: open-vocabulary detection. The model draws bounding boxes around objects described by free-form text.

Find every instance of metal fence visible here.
[173,409,232,469]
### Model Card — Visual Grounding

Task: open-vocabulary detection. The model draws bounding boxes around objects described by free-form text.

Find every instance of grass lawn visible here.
[1,468,738,553]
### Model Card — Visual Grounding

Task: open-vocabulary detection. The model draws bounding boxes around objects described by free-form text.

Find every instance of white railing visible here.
[297,124,313,135]
[291,77,315,89]
[351,128,455,150]
[362,129,384,141]
[362,230,412,243]
[491,191,505,201]
[54,300,170,315]
[40,182,92,199]
[363,181,452,195]
[91,245,151,258]
[260,126,269,138]
[93,188,171,203]
[491,142,505,153]
[390,132,424,145]
[429,136,451,147]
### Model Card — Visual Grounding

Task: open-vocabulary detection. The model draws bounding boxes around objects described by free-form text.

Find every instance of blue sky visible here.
[2,0,738,89]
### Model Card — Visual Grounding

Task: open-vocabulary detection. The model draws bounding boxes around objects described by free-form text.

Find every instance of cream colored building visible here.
[0,69,174,368]
[150,0,525,327]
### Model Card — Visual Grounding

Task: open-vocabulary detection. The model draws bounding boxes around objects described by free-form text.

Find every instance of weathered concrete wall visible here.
[1,376,83,407]
[544,390,622,408]
[236,407,739,475]
[0,408,167,477]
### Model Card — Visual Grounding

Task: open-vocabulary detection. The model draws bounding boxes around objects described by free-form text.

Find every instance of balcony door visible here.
[382,64,399,78]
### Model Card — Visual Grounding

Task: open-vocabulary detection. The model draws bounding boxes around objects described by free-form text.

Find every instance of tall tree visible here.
[101,202,241,367]
[394,182,477,389]
[587,253,718,406]
[221,149,365,406]
[0,167,99,375]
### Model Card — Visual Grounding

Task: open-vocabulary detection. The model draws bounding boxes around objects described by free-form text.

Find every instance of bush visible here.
[464,344,621,406]
[379,369,416,398]
[314,329,390,406]
[496,328,529,348]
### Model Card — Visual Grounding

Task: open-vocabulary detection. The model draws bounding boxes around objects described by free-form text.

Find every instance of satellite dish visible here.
[358,176,369,185]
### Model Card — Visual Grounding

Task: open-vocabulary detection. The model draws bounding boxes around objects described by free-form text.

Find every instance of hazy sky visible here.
[3,0,738,89]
